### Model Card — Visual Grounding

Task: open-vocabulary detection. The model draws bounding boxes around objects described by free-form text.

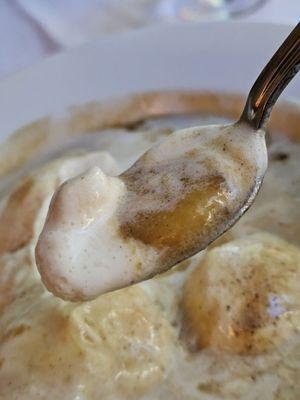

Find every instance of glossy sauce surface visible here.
[120,175,229,260]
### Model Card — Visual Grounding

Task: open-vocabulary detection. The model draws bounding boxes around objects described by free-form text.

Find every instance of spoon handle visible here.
[240,22,300,130]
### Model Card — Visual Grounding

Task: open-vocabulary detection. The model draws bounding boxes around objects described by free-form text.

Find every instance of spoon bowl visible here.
[118,122,267,272]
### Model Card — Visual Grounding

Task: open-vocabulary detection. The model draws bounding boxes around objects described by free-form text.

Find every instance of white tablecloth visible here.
[0,0,299,80]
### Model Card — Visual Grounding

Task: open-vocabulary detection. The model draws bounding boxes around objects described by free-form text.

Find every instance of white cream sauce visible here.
[0,114,299,400]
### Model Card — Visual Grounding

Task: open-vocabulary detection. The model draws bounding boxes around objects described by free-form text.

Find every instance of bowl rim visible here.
[0,21,298,139]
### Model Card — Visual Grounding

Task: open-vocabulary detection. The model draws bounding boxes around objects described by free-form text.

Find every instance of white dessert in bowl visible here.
[0,91,300,399]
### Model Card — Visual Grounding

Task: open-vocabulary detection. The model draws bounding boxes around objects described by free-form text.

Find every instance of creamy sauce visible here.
[0,114,299,399]
[36,123,267,301]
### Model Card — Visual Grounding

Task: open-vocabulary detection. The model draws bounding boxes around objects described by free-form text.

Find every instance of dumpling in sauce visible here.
[183,233,300,355]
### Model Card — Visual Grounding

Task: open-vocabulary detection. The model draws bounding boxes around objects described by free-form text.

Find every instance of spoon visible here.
[36,23,300,301]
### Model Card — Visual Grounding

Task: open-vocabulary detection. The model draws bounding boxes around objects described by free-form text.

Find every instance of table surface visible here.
[0,0,299,81]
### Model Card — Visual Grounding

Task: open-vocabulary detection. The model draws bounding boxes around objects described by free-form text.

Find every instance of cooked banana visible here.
[70,286,176,396]
[183,233,300,355]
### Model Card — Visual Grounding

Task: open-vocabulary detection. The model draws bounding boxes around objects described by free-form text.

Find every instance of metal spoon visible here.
[36,23,300,301]
[119,22,300,262]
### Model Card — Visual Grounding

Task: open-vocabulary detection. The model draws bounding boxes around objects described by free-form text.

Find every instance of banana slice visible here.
[183,233,300,355]
[69,286,175,396]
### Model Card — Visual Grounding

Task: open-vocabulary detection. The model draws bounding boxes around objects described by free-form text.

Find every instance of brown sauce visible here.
[120,175,231,258]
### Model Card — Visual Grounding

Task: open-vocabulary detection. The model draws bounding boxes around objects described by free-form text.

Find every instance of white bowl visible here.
[0,21,298,142]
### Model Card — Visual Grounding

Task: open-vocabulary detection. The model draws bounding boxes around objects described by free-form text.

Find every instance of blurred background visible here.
[0,0,299,80]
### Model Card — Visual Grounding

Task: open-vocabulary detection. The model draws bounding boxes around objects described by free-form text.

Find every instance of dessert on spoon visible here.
[36,23,300,301]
